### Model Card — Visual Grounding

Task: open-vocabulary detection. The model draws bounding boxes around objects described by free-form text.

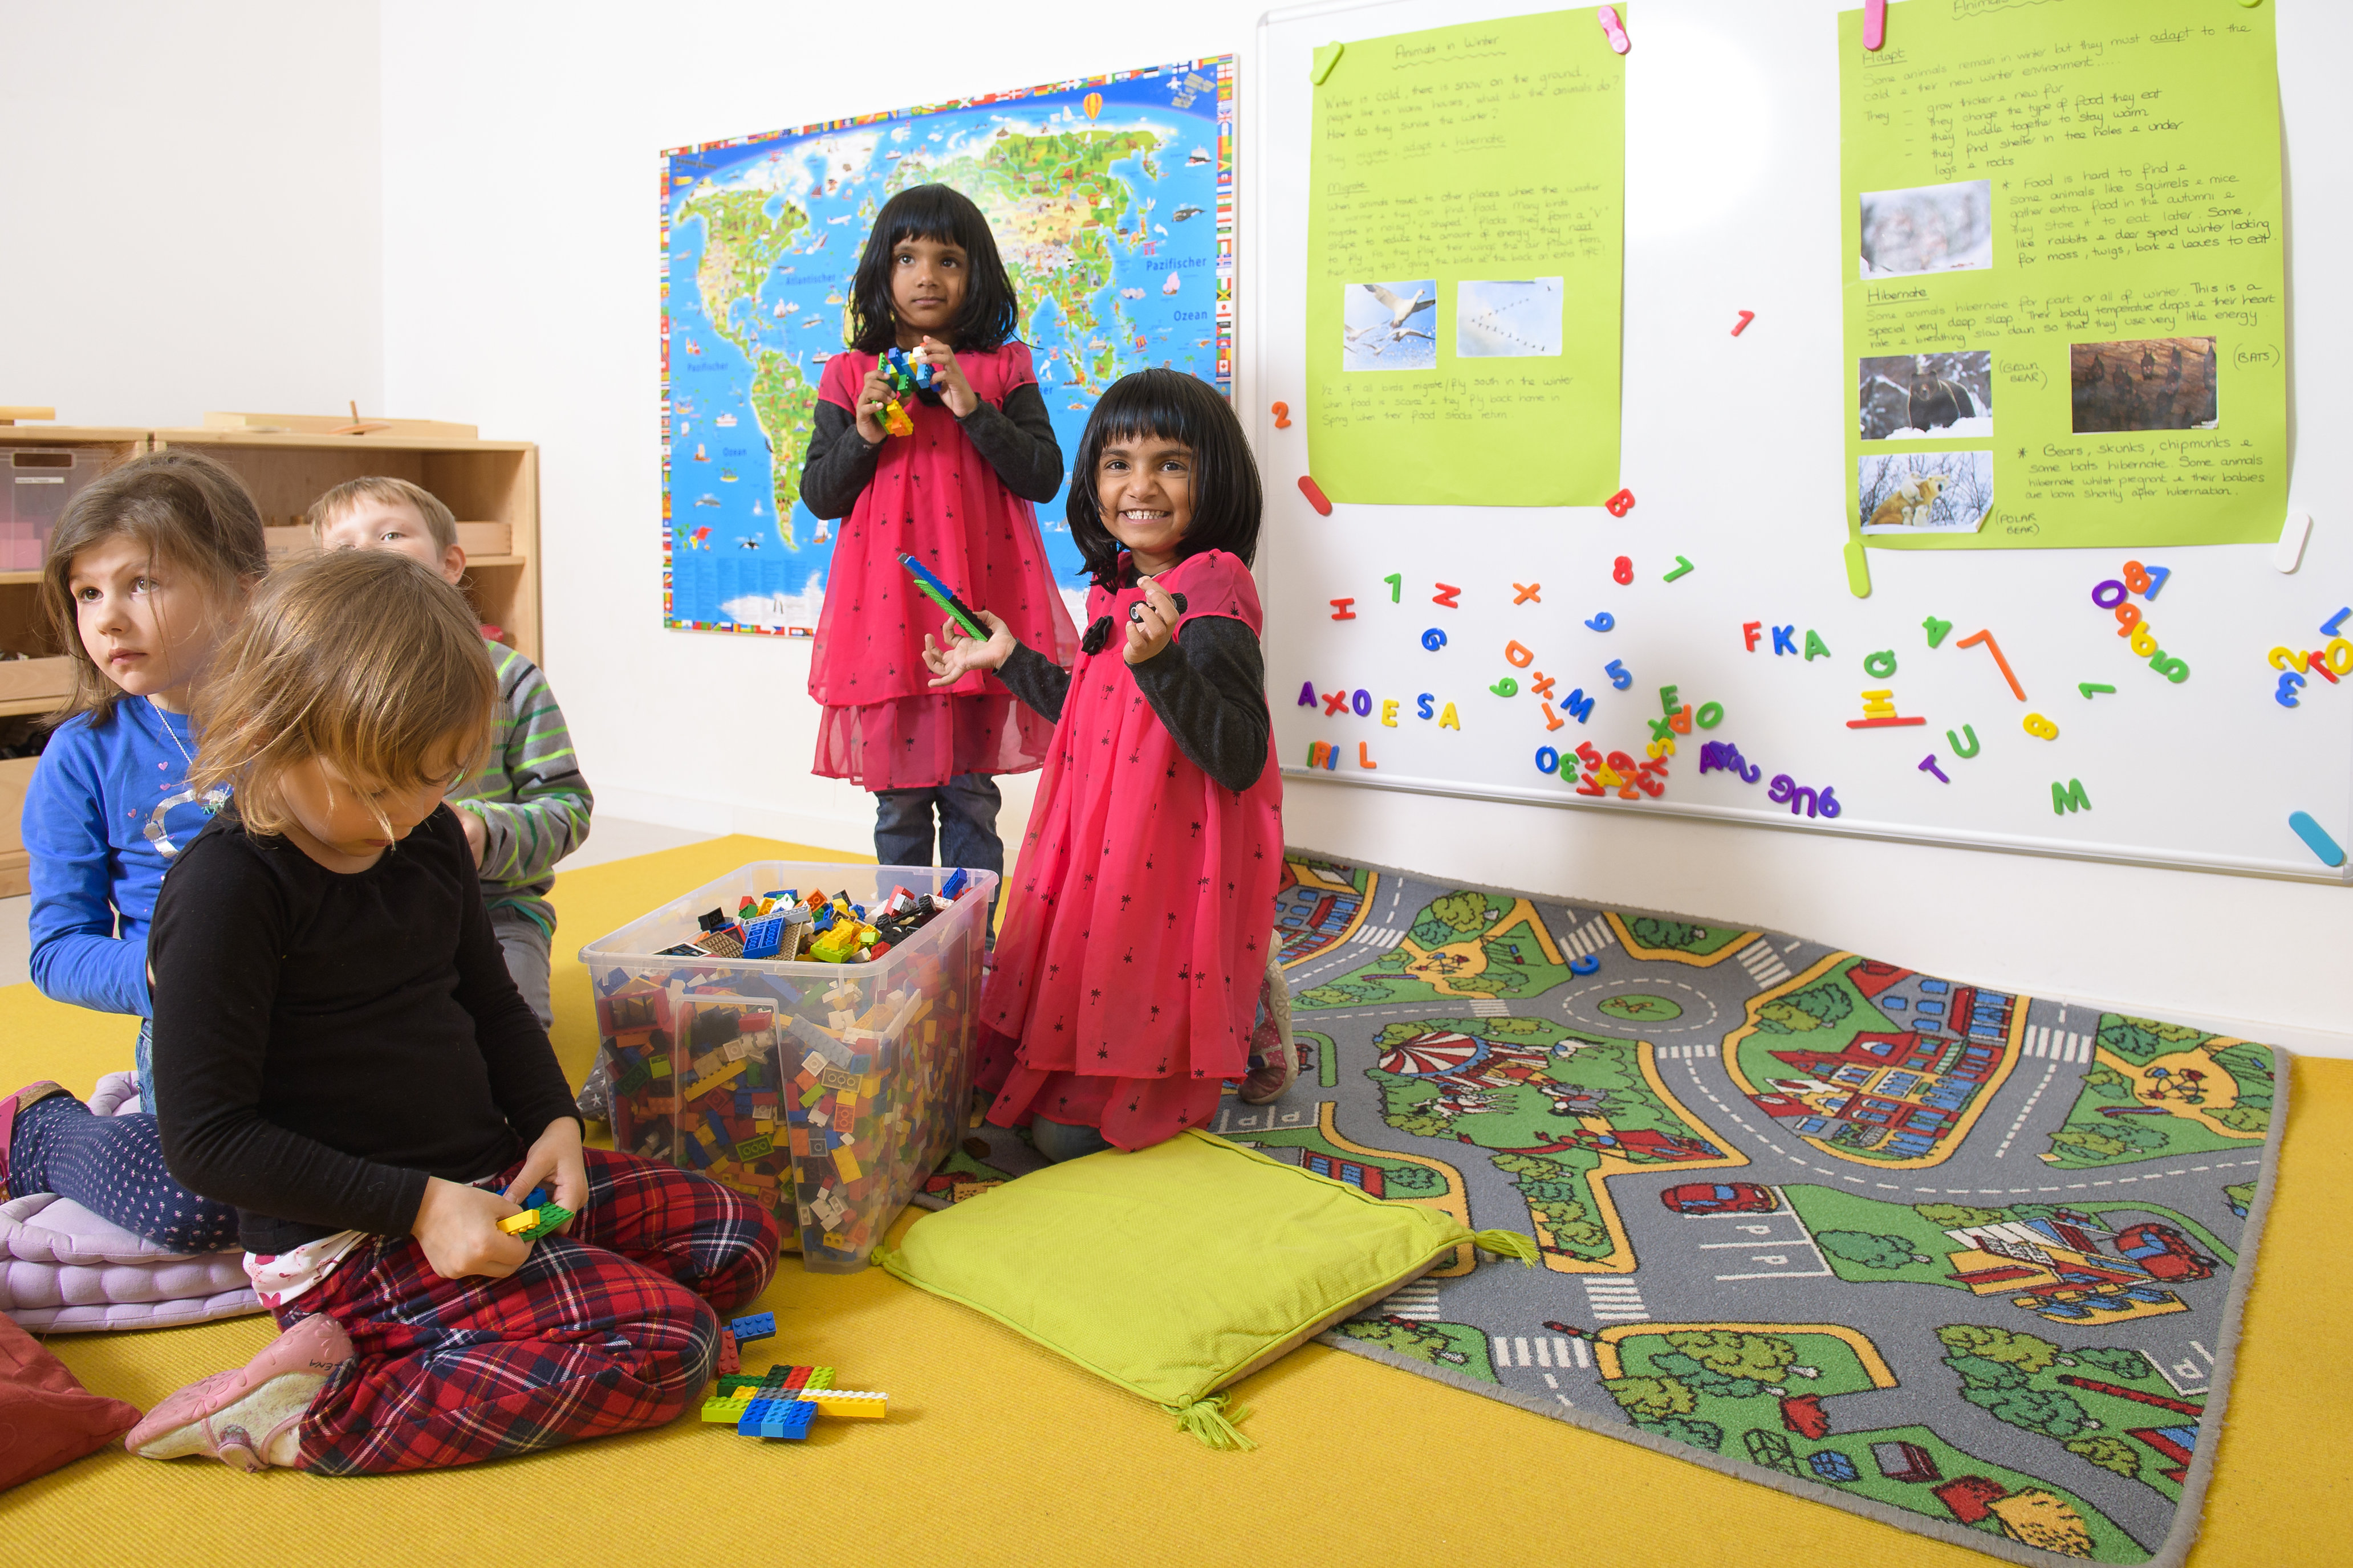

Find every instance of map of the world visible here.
[660,58,1236,635]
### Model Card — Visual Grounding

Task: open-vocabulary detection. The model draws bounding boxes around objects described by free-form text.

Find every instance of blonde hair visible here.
[40,450,267,726]
[190,549,495,840]
[304,476,458,554]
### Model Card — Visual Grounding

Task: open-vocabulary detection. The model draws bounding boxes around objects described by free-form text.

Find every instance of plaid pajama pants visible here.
[273,1147,779,1476]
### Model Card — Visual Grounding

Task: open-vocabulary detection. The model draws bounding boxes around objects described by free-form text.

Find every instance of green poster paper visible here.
[1306,10,1625,507]
[1839,0,2285,552]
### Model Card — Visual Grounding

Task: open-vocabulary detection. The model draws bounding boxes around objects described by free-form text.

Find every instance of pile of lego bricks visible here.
[698,1312,889,1441]
[591,892,979,1268]
[659,873,972,967]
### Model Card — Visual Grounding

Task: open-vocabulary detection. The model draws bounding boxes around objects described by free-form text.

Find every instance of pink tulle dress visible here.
[975,549,1285,1148]
[808,343,1079,789]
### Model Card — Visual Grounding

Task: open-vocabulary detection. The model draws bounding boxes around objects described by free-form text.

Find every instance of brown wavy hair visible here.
[40,450,268,726]
[189,549,496,841]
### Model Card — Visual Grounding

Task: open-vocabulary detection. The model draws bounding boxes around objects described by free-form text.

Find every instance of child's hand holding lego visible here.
[922,609,1014,686]
[413,1177,532,1281]
[917,337,979,418]
[854,366,898,446]
[1123,576,1180,665]
[502,1117,589,1236]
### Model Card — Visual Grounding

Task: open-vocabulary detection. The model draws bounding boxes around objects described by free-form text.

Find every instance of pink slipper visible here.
[0,1082,71,1194]
[125,1313,354,1472]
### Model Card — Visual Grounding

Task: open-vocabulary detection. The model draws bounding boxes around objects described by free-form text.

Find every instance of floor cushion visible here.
[875,1129,1536,1448]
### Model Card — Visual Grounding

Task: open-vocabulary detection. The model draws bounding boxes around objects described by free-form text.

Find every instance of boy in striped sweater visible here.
[307,480,599,1100]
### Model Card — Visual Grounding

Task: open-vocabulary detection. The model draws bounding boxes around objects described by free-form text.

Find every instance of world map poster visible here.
[660,58,1236,636]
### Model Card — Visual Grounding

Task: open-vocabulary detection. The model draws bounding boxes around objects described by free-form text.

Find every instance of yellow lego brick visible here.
[833,1145,862,1182]
[497,1208,541,1236]
[688,1058,750,1101]
[798,1389,887,1419]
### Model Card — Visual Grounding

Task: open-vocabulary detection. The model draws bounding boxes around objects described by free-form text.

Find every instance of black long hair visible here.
[847,184,1019,354]
[1067,369,1262,594]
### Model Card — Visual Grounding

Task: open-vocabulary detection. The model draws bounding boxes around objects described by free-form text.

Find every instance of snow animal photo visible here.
[1858,180,1993,279]
[1857,451,1996,535]
[1858,351,1994,441]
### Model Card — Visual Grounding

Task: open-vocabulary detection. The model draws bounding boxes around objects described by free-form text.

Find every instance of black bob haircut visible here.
[847,184,1020,355]
[1067,369,1262,592]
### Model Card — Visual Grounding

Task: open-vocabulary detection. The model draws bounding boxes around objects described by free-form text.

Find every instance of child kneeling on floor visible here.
[132,549,778,1476]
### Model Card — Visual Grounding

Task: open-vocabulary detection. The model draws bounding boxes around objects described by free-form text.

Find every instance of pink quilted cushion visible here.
[0,1193,259,1334]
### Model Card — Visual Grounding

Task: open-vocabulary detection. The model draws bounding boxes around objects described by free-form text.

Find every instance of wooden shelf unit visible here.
[0,421,541,889]
[150,427,542,664]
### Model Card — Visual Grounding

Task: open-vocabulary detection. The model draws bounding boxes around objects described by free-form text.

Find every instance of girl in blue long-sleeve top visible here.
[0,453,259,1250]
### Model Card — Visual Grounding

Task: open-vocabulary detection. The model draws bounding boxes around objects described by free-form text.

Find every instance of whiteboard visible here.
[1253,0,2353,882]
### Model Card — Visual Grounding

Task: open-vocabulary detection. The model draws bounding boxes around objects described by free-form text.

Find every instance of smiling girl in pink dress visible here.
[920,369,1283,1160]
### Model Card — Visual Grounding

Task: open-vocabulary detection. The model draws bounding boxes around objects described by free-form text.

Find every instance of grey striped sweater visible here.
[446,641,592,936]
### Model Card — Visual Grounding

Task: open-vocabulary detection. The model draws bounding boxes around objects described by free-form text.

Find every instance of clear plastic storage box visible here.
[578,861,993,1272]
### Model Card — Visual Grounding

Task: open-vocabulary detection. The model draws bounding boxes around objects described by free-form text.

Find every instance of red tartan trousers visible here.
[273,1147,779,1476]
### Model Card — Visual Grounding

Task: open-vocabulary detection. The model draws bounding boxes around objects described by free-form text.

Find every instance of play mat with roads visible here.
[929,858,2283,1568]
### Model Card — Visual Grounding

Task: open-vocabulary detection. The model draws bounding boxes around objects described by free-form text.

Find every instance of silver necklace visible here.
[140,698,227,858]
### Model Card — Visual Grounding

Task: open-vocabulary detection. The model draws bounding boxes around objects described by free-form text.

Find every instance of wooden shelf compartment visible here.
[151,433,541,664]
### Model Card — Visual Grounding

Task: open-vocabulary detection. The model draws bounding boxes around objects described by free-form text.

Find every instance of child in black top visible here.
[131,550,777,1476]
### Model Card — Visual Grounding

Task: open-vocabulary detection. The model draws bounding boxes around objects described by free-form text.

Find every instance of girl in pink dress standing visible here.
[920,369,1285,1160]
[800,184,1077,882]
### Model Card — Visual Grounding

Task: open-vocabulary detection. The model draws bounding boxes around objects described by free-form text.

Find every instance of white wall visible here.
[0,3,383,430]
[375,0,2348,1056]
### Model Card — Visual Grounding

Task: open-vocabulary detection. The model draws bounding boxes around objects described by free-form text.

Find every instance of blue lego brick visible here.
[759,975,804,1007]
[753,1401,828,1439]
[940,868,970,899]
[742,915,787,961]
[739,1398,815,1439]
[729,1311,776,1344]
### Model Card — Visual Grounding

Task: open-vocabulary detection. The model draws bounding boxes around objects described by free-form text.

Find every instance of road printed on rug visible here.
[925,857,2280,1566]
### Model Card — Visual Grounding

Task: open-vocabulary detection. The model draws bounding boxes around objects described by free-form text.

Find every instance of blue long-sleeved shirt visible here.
[24,701,223,1017]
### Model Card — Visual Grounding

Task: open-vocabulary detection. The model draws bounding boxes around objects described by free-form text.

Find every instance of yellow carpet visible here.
[3,833,2347,1567]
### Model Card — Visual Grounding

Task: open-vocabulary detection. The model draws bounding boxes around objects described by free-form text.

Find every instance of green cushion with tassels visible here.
[872,1129,1537,1449]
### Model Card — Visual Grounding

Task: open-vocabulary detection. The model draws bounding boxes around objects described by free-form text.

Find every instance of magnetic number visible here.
[2091,579,2128,609]
[2127,623,2159,657]
[1421,627,1448,651]
[2123,560,2152,596]
[1384,573,1402,603]
[1612,556,1634,585]
[2113,602,2142,634]
[2023,712,2059,740]
[1604,659,1632,690]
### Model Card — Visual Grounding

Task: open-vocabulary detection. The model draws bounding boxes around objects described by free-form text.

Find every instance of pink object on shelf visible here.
[1864,0,1887,51]
[1598,5,1631,54]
